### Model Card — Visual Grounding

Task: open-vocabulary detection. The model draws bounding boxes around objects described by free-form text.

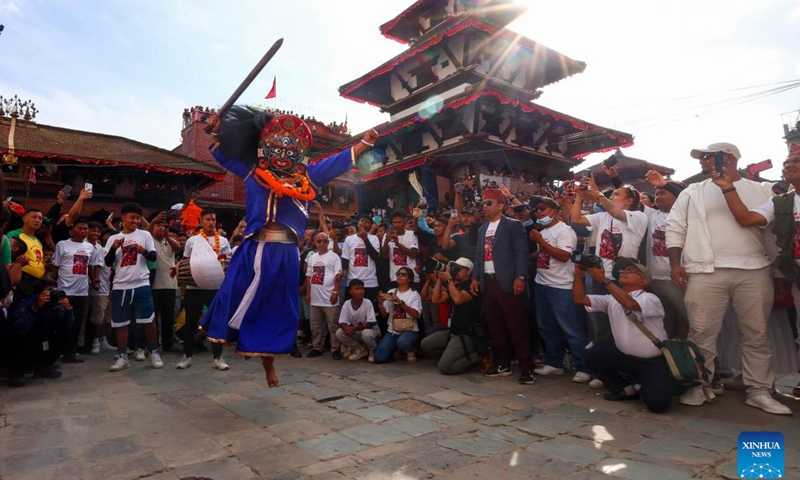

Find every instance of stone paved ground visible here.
[0,349,798,480]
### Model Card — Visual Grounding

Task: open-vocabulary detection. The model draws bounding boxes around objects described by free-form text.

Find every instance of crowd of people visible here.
[0,140,796,419]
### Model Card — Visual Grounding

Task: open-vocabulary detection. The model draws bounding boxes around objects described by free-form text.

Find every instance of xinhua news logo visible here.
[738,431,784,478]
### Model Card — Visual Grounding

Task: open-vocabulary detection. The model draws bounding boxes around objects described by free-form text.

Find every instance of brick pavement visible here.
[0,349,797,480]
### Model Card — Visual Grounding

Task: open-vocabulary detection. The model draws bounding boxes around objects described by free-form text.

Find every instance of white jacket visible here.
[665,179,777,274]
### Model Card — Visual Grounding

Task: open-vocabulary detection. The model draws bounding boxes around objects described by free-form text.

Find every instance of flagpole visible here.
[24,166,32,209]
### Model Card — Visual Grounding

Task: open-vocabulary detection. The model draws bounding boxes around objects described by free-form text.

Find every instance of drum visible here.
[176,258,197,287]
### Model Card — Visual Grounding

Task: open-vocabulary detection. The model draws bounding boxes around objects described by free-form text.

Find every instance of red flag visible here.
[29,167,36,184]
[265,76,276,99]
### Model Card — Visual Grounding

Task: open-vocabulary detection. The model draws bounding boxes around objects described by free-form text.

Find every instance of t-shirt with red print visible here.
[383,230,419,282]
[104,229,156,290]
[586,210,647,277]
[483,220,500,274]
[53,239,94,296]
[643,206,671,281]
[534,222,577,289]
[342,234,380,288]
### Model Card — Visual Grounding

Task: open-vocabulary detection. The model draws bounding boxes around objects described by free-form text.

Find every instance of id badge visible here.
[42,341,49,352]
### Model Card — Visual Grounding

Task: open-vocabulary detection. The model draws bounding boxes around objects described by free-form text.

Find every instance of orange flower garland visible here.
[253,168,316,202]
[200,229,221,254]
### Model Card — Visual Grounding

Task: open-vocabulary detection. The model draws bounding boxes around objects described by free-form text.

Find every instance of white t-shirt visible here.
[104,229,156,290]
[153,237,178,290]
[306,250,342,307]
[586,290,667,358]
[89,243,111,296]
[383,230,419,282]
[753,193,800,266]
[342,234,380,288]
[534,222,576,289]
[183,234,232,290]
[643,206,670,281]
[483,220,500,274]
[586,210,647,277]
[53,239,94,297]
[338,298,377,327]
[704,180,771,269]
[383,288,422,334]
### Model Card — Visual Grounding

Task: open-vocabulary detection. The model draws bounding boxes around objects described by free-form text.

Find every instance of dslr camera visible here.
[48,288,67,306]
[422,257,462,277]
[570,251,603,269]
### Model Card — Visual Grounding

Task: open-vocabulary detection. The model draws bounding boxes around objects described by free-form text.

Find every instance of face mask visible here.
[536,214,554,226]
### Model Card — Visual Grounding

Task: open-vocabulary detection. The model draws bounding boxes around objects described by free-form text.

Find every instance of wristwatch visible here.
[602,278,613,286]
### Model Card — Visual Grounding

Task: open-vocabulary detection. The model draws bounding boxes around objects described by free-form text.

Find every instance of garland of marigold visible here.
[200,229,221,254]
[253,168,316,201]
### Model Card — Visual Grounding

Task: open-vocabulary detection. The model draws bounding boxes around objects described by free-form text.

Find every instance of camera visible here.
[48,288,67,305]
[422,257,448,274]
[570,251,603,269]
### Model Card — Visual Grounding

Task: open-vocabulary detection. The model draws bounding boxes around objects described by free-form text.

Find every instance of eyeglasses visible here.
[620,268,640,275]
[396,272,410,277]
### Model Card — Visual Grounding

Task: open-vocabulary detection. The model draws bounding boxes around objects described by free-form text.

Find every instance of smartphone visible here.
[85,182,93,192]
[6,196,12,203]
[603,154,618,168]
[62,184,73,197]
[714,151,724,174]
[450,209,458,216]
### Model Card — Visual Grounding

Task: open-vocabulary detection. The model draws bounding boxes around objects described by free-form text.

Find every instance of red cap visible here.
[482,189,505,202]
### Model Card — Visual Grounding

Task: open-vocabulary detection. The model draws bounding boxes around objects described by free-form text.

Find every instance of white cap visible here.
[449,258,474,270]
[690,142,741,160]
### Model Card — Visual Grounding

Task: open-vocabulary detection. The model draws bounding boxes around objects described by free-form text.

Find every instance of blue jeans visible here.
[374,331,419,364]
[535,283,590,373]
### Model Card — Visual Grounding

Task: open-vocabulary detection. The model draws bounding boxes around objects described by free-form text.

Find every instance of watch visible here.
[602,278,613,286]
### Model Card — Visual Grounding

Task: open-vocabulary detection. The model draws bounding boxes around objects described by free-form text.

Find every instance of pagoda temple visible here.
[337,0,634,210]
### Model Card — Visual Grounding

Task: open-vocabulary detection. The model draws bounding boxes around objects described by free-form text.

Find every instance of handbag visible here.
[624,311,711,392]
[389,289,414,333]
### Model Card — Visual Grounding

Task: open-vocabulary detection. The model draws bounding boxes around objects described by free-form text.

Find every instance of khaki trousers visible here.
[310,305,341,352]
[684,267,773,393]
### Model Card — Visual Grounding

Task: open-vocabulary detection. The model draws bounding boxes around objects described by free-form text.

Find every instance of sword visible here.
[204,37,284,133]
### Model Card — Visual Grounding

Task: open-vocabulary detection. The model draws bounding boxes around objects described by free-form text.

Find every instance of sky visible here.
[1,0,800,180]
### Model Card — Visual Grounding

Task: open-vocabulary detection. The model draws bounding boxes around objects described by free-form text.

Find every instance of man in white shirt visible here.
[335,279,381,362]
[148,213,181,353]
[53,218,94,363]
[104,203,162,372]
[574,257,672,413]
[695,144,798,416]
[529,197,591,383]
[177,209,231,371]
[341,216,381,304]
[381,211,419,287]
[88,223,115,354]
[666,142,789,416]
[305,232,344,359]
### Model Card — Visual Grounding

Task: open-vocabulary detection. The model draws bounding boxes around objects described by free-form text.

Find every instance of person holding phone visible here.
[664,142,789,415]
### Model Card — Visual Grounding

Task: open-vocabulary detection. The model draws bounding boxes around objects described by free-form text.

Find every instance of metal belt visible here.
[254,228,295,244]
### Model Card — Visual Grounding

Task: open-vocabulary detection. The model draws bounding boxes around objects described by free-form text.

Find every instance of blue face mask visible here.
[536,214,554,226]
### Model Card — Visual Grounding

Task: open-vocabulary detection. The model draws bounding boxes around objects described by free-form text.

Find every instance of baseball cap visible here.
[614,257,650,282]
[690,142,741,161]
[530,196,560,210]
[449,258,474,271]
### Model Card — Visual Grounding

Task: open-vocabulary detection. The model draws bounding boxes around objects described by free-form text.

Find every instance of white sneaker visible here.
[745,392,792,416]
[134,348,146,361]
[368,352,375,363]
[572,372,592,383]
[679,385,715,406]
[534,365,565,376]
[99,338,116,352]
[589,379,605,389]
[349,348,368,361]
[91,339,100,355]
[341,347,353,359]
[149,351,164,369]
[213,357,230,371]
[176,355,193,369]
[109,354,130,372]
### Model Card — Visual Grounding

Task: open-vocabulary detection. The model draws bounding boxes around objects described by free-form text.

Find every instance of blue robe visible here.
[201,147,356,356]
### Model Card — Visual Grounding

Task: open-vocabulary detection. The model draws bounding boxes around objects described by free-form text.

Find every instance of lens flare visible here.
[418,95,444,120]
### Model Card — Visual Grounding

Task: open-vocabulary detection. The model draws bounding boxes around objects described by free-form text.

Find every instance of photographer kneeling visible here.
[7,280,73,387]
[573,257,672,413]
[420,258,486,375]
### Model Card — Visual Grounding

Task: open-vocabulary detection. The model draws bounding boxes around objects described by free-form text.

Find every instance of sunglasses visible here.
[396,272,410,277]
[534,206,550,212]
[700,153,716,160]
[620,268,641,275]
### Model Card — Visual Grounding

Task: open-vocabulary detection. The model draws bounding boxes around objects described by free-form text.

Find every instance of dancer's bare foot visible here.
[262,357,279,388]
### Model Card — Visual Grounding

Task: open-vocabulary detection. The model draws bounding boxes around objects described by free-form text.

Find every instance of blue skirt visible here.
[201,239,299,356]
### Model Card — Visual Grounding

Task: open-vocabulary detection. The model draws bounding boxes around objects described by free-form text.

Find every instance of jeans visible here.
[153,289,177,350]
[374,331,419,364]
[420,329,479,375]
[584,341,672,413]
[650,279,688,339]
[65,295,89,356]
[535,284,589,373]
